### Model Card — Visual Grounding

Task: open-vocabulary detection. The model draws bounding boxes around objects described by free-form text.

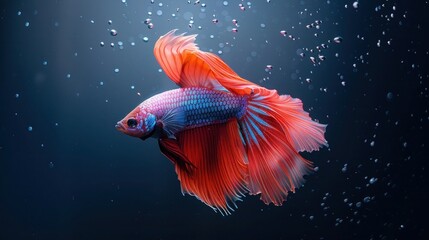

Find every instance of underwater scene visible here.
[0,0,428,239]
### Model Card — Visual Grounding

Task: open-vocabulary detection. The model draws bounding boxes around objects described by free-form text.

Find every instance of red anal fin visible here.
[175,119,248,215]
[158,138,195,174]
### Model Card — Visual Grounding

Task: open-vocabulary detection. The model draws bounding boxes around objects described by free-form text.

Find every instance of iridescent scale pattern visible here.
[140,87,247,130]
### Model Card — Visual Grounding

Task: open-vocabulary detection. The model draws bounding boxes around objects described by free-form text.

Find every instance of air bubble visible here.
[333,36,343,43]
[386,92,393,101]
[110,29,118,36]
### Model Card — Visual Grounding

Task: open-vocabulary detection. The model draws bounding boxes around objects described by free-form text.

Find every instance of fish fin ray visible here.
[153,29,198,84]
[175,119,248,215]
[159,106,186,138]
[237,92,327,205]
[154,30,227,91]
[157,31,260,95]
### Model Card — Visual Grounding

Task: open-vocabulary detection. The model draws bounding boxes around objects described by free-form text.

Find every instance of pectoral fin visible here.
[159,107,186,138]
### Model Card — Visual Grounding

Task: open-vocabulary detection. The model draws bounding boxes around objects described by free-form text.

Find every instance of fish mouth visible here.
[115,122,125,132]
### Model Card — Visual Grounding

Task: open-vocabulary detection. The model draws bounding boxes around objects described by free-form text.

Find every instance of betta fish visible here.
[116,30,327,215]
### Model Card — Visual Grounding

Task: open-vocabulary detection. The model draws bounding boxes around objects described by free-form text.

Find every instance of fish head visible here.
[116,106,156,139]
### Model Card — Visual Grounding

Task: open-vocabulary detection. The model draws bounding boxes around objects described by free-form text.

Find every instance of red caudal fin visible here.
[239,91,327,205]
[174,120,248,215]
[247,90,328,153]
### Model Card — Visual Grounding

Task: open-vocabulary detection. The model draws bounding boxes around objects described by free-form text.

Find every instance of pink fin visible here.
[175,120,248,215]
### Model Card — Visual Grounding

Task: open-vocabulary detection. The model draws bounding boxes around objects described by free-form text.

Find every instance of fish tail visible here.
[238,88,328,205]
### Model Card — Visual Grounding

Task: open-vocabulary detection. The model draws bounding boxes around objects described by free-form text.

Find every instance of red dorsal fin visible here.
[153,30,198,84]
[154,29,254,93]
[174,120,248,215]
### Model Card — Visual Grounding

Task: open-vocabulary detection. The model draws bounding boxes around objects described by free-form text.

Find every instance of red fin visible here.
[239,92,327,205]
[158,138,195,174]
[154,29,198,85]
[175,120,248,215]
[264,93,328,152]
[193,50,257,95]
[154,29,252,92]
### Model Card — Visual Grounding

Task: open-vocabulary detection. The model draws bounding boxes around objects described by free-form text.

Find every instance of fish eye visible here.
[127,118,138,128]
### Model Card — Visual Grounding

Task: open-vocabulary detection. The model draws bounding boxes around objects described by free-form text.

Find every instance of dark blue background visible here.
[1,0,428,239]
